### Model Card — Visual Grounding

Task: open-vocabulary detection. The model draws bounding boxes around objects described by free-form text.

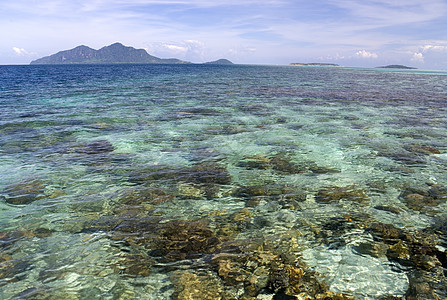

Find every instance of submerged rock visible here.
[233,185,279,198]
[374,205,403,215]
[367,222,447,299]
[22,227,53,239]
[171,271,227,300]
[237,153,309,175]
[0,231,23,251]
[111,187,175,216]
[114,253,153,277]
[176,182,204,198]
[0,255,31,285]
[367,222,401,241]
[11,287,53,300]
[129,162,231,187]
[315,185,369,204]
[234,184,306,209]
[1,179,47,205]
[270,154,306,175]
[74,139,115,154]
[377,146,429,166]
[354,241,389,258]
[188,147,224,162]
[176,182,221,200]
[82,215,142,234]
[237,154,271,170]
[211,208,255,237]
[406,271,440,300]
[427,184,447,201]
[211,247,354,299]
[119,187,175,206]
[99,216,224,265]
[83,205,356,299]
[149,220,221,262]
[399,185,447,213]
[315,214,369,248]
[179,162,232,185]
[307,165,341,174]
[405,144,441,155]
[388,240,411,260]
[237,153,340,176]
[103,210,356,298]
[128,166,183,183]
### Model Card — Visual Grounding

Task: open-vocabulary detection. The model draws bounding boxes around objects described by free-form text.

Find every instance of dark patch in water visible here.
[1,179,47,205]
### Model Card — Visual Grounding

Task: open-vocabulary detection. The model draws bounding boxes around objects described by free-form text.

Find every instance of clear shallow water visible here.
[0,64,447,299]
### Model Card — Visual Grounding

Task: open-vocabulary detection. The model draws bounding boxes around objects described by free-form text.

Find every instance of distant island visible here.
[30,43,233,65]
[377,65,417,69]
[30,43,188,65]
[204,59,234,65]
[290,63,340,67]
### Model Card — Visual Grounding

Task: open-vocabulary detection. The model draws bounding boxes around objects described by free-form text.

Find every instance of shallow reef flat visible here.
[1,64,447,299]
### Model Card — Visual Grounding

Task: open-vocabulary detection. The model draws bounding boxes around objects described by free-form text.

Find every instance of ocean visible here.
[0,64,446,299]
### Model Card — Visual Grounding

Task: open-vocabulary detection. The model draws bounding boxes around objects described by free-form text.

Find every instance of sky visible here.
[1,0,447,69]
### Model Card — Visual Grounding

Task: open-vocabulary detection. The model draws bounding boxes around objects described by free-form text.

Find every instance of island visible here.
[376,65,417,69]
[204,59,234,65]
[30,43,190,65]
[290,63,340,67]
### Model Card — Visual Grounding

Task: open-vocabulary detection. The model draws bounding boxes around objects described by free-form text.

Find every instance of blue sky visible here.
[1,0,447,69]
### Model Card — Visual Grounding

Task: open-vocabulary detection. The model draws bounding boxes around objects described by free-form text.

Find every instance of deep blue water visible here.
[1,64,447,299]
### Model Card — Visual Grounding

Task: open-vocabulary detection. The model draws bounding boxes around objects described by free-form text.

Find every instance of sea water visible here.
[0,64,446,299]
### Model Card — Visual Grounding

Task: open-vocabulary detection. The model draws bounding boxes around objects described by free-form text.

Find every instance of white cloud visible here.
[160,44,189,54]
[355,50,378,59]
[329,0,447,27]
[319,53,346,61]
[146,40,206,61]
[12,47,30,56]
[228,47,256,55]
[164,44,187,51]
[411,52,424,62]
[421,44,447,52]
[80,0,286,10]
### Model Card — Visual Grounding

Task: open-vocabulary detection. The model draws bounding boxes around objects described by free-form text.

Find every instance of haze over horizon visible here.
[1,0,447,69]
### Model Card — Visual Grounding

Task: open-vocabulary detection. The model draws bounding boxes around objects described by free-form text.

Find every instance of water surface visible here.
[1,64,446,299]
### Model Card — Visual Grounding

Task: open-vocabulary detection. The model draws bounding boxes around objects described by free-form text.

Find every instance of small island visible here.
[290,63,340,67]
[377,65,417,69]
[204,59,234,65]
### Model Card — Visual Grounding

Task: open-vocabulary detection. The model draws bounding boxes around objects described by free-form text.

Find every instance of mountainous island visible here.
[290,63,340,67]
[30,43,233,65]
[377,65,417,69]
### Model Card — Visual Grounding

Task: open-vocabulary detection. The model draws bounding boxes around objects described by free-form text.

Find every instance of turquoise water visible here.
[1,64,446,299]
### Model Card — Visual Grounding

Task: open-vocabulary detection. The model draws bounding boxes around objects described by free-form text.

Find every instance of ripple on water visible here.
[1,65,447,299]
